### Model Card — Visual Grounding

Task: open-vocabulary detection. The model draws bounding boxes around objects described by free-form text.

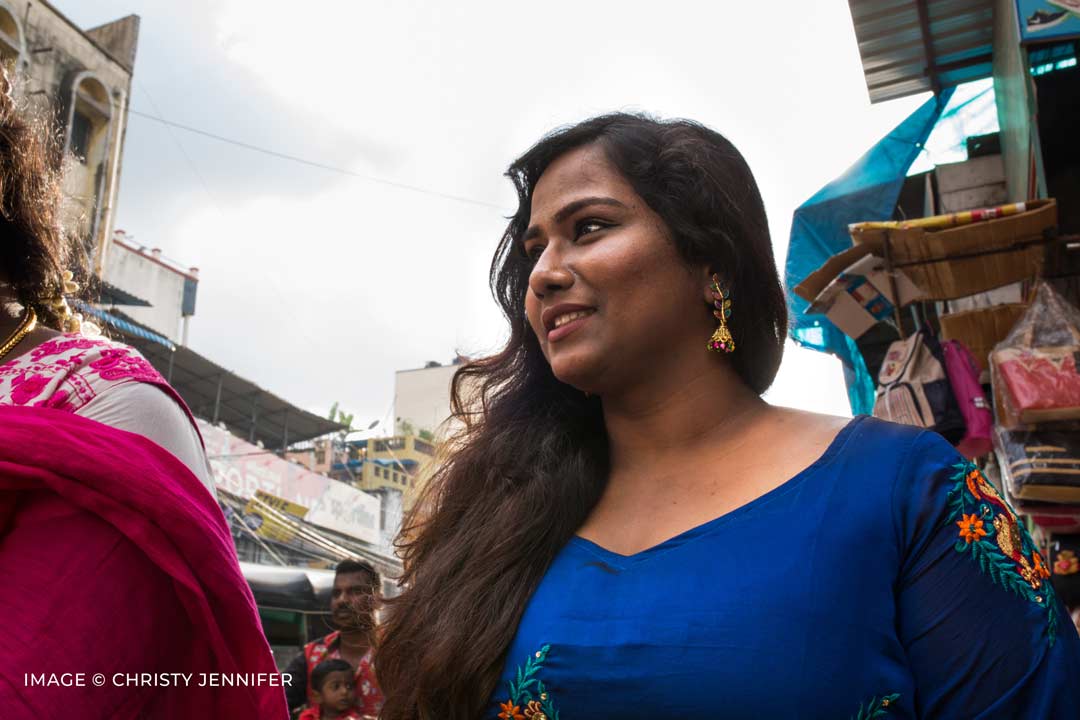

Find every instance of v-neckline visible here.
[571,414,868,565]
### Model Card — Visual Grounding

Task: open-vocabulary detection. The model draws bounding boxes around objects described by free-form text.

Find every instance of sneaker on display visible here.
[1027,9,1069,30]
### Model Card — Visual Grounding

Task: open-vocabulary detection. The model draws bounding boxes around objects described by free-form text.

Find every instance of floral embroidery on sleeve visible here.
[498,645,559,720]
[1,334,167,414]
[852,693,899,719]
[27,336,100,362]
[89,347,164,384]
[944,461,1059,644]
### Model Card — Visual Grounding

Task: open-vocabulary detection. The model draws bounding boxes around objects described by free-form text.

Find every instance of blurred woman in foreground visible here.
[0,73,286,718]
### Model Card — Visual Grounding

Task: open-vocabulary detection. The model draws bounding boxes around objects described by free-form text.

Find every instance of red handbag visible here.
[991,282,1080,425]
[995,347,1080,416]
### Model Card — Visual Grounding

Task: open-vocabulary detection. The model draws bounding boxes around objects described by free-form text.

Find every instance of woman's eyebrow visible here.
[523,196,627,241]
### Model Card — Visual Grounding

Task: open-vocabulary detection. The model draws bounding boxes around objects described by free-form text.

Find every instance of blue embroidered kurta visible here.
[489,416,1080,719]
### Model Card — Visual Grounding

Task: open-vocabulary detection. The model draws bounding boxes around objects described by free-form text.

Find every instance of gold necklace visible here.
[0,306,37,363]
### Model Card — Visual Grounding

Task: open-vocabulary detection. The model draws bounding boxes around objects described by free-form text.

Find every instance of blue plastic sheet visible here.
[784,89,954,414]
[72,300,176,350]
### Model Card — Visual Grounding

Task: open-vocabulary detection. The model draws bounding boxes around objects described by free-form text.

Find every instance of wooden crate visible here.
[851,200,1057,300]
[939,303,1029,373]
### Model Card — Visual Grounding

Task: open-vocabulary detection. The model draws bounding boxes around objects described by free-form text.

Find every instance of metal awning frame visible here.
[849,0,996,103]
[102,309,345,447]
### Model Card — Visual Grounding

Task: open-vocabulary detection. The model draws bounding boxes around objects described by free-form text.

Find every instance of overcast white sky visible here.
[66,0,931,427]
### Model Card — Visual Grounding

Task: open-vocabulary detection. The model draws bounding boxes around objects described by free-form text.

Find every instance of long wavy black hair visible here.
[376,112,788,719]
[0,69,82,328]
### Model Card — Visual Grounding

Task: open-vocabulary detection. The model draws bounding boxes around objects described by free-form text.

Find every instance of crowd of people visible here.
[2,64,1080,718]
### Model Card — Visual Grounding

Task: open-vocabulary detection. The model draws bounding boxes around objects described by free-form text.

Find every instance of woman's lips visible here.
[547,312,593,343]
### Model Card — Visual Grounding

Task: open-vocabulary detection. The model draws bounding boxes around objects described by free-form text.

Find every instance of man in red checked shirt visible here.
[285,560,384,718]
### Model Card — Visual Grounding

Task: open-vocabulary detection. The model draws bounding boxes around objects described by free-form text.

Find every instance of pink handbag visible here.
[942,339,992,458]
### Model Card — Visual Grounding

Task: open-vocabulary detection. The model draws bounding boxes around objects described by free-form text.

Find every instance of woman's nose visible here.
[528,248,574,299]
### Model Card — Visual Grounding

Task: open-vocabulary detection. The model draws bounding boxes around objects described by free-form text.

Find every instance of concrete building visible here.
[367,486,404,558]
[394,357,466,439]
[366,433,436,488]
[102,230,199,345]
[0,0,138,275]
[322,433,437,512]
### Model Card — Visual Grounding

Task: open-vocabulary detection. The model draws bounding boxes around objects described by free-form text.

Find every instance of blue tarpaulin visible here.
[784,89,954,414]
[72,300,176,350]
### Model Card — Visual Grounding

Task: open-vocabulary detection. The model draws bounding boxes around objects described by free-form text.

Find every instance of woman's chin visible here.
[549,351,607,392]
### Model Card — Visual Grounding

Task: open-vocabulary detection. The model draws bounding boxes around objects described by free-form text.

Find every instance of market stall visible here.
[794,194,1080,616]
[786,0,1080,623]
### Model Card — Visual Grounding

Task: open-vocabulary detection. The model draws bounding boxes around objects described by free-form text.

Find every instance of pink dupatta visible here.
[0,405,287,719]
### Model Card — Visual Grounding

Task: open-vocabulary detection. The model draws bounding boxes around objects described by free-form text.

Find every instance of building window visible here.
[0,4,22,71]
[62,73,113,251]
[373,467,381,478]
[414,439,435,456]
[374,437,406,452]
[70,110,92,163]
[65,75,112,167]
[63,73,112,171]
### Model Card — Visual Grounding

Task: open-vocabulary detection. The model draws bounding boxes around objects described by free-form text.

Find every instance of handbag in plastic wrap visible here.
[990,282,1080,427]
[993,424,1080,503]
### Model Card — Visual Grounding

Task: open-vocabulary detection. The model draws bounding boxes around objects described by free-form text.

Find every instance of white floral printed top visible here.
[0,333,213,492]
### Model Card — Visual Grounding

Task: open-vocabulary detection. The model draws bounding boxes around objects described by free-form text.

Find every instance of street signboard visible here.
[1019,1,1080,42]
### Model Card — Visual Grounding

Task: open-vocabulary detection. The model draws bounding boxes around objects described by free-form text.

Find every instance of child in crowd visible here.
[299,659,364,720]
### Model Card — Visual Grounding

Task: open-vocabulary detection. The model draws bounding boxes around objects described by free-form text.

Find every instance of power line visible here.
[134,89,219,217]
[131,82,329,357]
[126,107,505,210]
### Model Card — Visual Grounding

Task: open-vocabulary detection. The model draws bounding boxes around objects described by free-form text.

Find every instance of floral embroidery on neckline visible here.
[498,644,558,720]
[944,461,1059,645]
[852,693,899,719]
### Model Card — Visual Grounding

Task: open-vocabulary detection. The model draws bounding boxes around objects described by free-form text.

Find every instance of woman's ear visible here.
[698,264,716,304]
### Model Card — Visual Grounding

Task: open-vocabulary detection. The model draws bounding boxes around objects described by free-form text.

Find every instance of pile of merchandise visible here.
[990,282,1080,612]
[795,198,1080,613]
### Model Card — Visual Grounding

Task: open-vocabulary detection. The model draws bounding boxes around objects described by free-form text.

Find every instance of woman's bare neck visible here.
[602,362,766,473]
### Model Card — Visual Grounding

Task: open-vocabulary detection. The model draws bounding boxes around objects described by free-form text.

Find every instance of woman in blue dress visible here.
[375,113,1080,719]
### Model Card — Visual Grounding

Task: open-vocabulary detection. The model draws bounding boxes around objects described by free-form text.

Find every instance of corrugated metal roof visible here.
[103,310,347,447]
[849,0,995,103]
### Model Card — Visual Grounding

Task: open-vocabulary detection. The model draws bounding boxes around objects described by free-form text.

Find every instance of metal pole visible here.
[282,409,289,451]
[212,374,223,424]
[883,231,906,339]
[915,0,941,96]
[249,394,260,444]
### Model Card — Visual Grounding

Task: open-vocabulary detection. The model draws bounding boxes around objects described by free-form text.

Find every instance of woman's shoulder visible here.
[828,417,992,552]
[2,331,161,378]
[827,414,953,472]
[808,415,965,527]
[766,407,928,451]
[0,331,167,413]
[32,332,161,377]
[764,408,940,481]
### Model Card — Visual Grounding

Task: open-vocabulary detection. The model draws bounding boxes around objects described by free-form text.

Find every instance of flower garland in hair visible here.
[41,270,100,336]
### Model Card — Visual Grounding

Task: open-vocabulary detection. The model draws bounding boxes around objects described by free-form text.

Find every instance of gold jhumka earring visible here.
[706,273,734,353]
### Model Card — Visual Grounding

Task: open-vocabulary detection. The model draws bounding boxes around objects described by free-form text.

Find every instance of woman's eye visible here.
[525,245,545,262]
[575,219,608,239]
